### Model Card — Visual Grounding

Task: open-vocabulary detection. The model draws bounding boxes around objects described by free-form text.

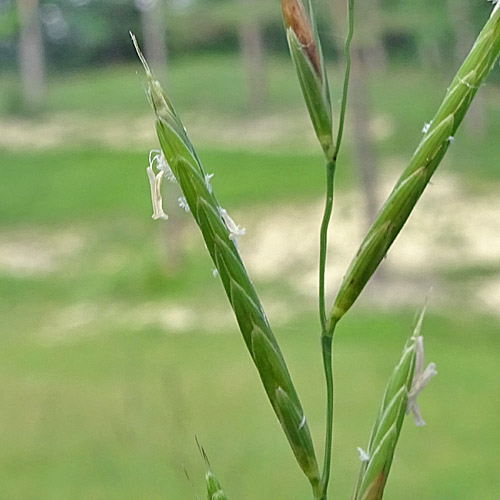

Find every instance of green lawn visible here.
[1,54,500,499]
[0,147,342,227]
[1,143,499,499]
[2,54,499,181]
[1,311,499,499]
[0,55,303,117]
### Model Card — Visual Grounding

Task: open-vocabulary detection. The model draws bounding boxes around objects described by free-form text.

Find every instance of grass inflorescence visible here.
[131,3,500,499]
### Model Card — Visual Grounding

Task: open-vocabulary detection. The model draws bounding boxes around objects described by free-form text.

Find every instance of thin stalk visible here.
[319,159,336,331]
[319,323,336,500]
[333,0,355,162]
[319,0,355,331]
[318,2,355,497]
[318,162,336,495]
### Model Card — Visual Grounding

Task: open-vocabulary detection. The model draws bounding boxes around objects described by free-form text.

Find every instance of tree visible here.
[330,0,380,230]
[134,0,167,76]
[16,0,45,110]
[349,46,379,230]
[448,0,486,138]
[237,0,267,109]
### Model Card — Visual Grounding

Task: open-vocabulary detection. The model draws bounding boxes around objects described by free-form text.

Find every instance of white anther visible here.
[178,196,190,212]
[357,447,370,462]
[146,165,168,220]
[218,207,246,241]
[407,334,437,427]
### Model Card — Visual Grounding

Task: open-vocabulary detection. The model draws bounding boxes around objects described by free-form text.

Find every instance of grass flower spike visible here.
[329,6,500,327]
[353,308,435,500]
[352,338,415,500]
[281,0,333,156]
[203,456,230,499]
[130,3,500,498]
[196,440,230,500]
[131,33,322,497]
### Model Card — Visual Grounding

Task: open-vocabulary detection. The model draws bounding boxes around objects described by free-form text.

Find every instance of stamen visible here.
[357,447,370,462]
[146,166,168,220]
[218,207,246,241]
[406,335,437,426]
[178,196,190,212]
[422,121,432,134]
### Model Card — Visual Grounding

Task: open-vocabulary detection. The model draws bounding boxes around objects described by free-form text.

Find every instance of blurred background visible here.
[1,0,499,498]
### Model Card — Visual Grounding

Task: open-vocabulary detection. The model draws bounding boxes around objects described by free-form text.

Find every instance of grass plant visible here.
[130,3,500,499]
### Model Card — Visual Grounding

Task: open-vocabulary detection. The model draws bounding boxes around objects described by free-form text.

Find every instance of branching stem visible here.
[318,0,355,497]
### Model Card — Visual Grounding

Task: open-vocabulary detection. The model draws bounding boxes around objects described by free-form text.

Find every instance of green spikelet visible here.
[329,7,500,326]
[205,470,229,500]
[353,306,434,500]
[281,0,333,156]
[197,442,230,500]
[352,338,416,500]
[131,34,321,496]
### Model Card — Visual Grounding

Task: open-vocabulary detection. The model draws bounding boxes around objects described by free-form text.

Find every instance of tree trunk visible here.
[448,0,486,138]
[330,0,386,71]
[329,0,380,230]
[136,0,167,77]
[16,0,45,110]
[360,0,387,72]
[350,46,379,230]
[237,0,267,110]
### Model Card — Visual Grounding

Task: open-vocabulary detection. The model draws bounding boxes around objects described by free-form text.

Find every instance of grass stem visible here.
[320,322,337,499]
[333,0,355,162]
[318,1,355,495]
[319,159,336,331]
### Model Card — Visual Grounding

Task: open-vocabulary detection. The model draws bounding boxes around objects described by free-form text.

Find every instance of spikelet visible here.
[329,7,500,326]
[281,0,333,156]
[352,342,415,500]
[196,442,230,500]
[131,34,321,496]
[353,308,436,500]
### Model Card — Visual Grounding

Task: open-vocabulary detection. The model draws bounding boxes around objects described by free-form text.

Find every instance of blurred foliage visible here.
[0,0,17,38]
[0,0,496,70]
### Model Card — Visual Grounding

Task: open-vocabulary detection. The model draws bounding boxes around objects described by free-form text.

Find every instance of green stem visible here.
[318,2,355,497]
[320,322,337,499]
[333,0,355,162]
[319,160,336,331]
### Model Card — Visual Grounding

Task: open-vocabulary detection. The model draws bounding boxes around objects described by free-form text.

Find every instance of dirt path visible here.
[0,111,317,151]
[1,111,498,338]
[1,170,499,342]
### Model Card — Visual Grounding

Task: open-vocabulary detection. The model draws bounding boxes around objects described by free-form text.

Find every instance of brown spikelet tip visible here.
[281,0,321,77]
